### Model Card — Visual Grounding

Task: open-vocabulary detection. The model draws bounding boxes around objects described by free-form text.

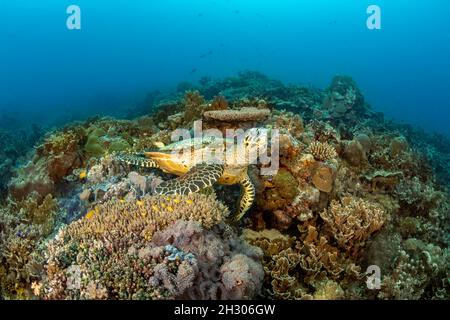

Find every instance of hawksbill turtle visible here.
[116,128,268,221]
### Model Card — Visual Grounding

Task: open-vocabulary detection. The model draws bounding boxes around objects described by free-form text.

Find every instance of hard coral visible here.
[66,193,228,243]
[320,196,386,254]
[183,90,206,125]
[152,220,264,299]
[9,128,85,201]
[311,162,336,193]
[8,158,54,201]
[41,218,263,300]
[38,194,230,299]
[306,141,337,161]
[0,193,58,299]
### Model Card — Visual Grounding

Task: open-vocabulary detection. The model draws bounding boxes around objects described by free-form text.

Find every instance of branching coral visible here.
[320,196,386,254]
[59,193,229,244]
[0,194,58,298]
[40,218,263,300]
[244,226,362,300]
[183,90,206,125]
[306,141,337,161]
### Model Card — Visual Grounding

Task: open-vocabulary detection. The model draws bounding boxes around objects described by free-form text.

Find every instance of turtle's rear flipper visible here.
[233,173,255,221]
[115,153,159,168]
[155,163,224,195]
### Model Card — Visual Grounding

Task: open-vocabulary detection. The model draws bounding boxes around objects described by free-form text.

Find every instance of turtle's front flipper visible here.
[115,153,159,168]
[234,173,255,221]
[155,163,224,195]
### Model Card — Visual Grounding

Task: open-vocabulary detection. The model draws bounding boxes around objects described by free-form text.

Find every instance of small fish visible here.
[190,68,197,74]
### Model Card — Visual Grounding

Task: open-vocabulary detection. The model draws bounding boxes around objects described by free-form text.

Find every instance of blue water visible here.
[1,0,450,135]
